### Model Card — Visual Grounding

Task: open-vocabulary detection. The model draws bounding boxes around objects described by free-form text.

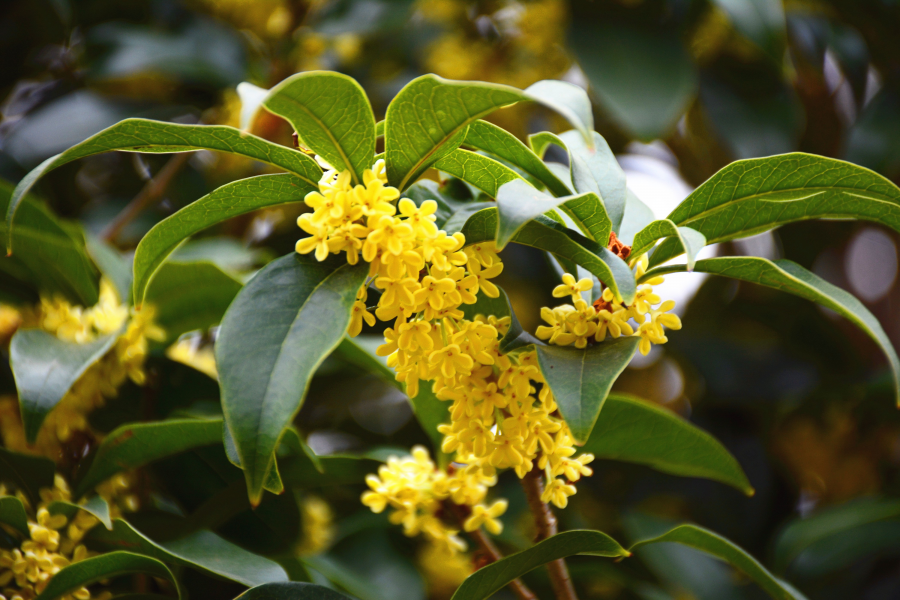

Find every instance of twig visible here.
[445,501,537,600]
[101,152,193,243]
[521,468,579,600]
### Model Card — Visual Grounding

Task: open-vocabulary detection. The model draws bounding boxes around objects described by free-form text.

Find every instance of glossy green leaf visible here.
[133,173,312,304]
[48,496,113,530]
[461,207,636,303]
[261,72,375,183]
[34,551,180,600]
[631,524,807,600]
[712,0,786,63]
[0,447,55,504]
[0,180,99,305]
[617,189,657,246]
[464,120,570,196]
[559,131,627,232]
[523,80,594,144]
[239,582,354,600]
[583,394,753,494]
[451,530,629,600]
[642,257,900,404]
[653,153,900,266]
[8,119,322,249]
[144,261,243,342]
[535,337,640,444]
[75,418,223,497]
[88,519,288,587]
[433,149,522,197]
[0,495,29,535]
[630,220,706,270]
[10,328,120,442]
[217,253,368,504]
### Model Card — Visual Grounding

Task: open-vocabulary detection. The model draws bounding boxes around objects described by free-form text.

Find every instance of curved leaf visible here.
[48,496,113,530]
[464,120,570,196]
[559,131,627,232]
[217,253,368,504]
[0,495,29,535]
[261,72,376,183]
[653,153,900,266]
[8,119,322,248]
[433,149,522,197]
[642,257,900,404]
[0,447,55,504]
[583,394,753,494]
[450,530,629,600]
[75,418,223,497]
[88,519,288,587]
[10,328,120,442]
[34,551,180,600]
[133,173,311,304]
[523,80,595,144]
[630,220,706,270]
[239,582,355,600]
[631,524,807,600]
[461,207,636,304]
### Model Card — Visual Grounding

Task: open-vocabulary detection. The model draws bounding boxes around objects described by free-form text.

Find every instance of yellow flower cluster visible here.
[536,256,682,355]
[296,495,334,557]
[418,538,472,599]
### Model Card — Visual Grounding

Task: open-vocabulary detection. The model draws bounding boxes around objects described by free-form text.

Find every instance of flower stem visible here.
[521,468,579,600]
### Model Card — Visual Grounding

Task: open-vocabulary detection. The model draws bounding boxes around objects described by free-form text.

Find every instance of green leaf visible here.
[433,149,522,197]
[495,179,611,250]
[630,220,706,270]
[523,80,595,145]
[0,495,29,535]
[450,530,629,600]
[144,261,243,342]
[88,519,288,587]
[583,394,753,494]
[10,328,120,442]
[85,235,133,305]
[653,153,900,266]
[238,582,354,600]
[463,120,570,196]
[461,208,636,304]
[712,0,786,63]
[617,189,657,246]
[261,72,376,184]
[0,447,55,504]
[631,524,807,600]
[34,551,180,600]
[0,180,99,305]
[402,178,490,235]
[217,253,368,504]
[8,119,322,250]
[642,257,900,404]
[48,496,113,530]
[133,173,312,304]
[75,418,223,497]
[559,131,627,232]
[375,120,384,138]
[534,337,640,444]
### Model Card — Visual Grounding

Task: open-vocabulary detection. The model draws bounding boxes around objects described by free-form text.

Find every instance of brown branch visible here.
[445,501,537,600]
[101,152,193,243]
[521,468,579,600]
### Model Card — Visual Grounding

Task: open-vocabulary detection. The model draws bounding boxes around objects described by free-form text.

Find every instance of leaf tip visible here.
[745,486,756,497]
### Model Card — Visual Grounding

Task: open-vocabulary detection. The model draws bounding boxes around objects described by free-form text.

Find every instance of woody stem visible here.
[521,467,579,600]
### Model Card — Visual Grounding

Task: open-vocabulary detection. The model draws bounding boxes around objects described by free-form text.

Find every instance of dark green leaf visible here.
[217,253,368,503]
[451,530,629,600]
[402,179,487,234]
[261,72,376,183]
[34,551,180,600]
[0,447,55,504]
[583,394,753,494]
[433,149,522,197]
[238,582,354,600]
[48,496,113,530]
[0,496,29,535]
[712,0,786,63]
[133,173,311,304]
[653,153,900,266]
[630,220,706,270]
[10,328,120,442]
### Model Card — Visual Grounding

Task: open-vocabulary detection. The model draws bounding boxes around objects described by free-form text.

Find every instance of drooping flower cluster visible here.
[536,255,682,355]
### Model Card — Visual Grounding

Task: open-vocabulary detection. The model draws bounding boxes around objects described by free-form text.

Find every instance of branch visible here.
[521,468,579,600]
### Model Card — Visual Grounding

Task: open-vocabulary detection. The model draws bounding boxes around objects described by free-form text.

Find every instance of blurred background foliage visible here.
[2,0,900,598]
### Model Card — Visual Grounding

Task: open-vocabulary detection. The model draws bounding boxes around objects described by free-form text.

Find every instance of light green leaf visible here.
[528,131,566,160]
[559,131,627,232]
[8,119,322,249]
[617,189,656,246]
[144,261,243,342]
[464,120,570,196]
[534,337,640,444]
[630,220,706,270]
[433,149,522,197]
[653,153,900,266]
[239,582,354,600]
[461,208,636,304]
[217,253,368,504]
[48,496,113,530]
[34,552,180,600]
[583,394,753,494]
[375,120,384,138]
[0,495,29,536]
[523,80,594,145]
[133,173,312,304]
[631,524,807,600]
[712,0,786,63]
[10,328,120,442]
[261,72,376,183]
[75,418,223,497]
[88,519,287,587]
[0,447,55,504]
[642,257,900,404]
[450,530,629,600]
